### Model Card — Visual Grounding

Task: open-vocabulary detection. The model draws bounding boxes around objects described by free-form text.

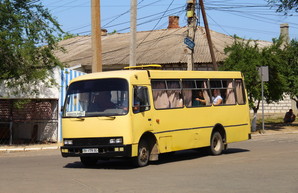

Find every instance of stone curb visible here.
[0,146,60,153]
[251,130,298,137]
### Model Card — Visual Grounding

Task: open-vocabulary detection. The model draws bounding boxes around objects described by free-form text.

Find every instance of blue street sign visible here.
[184,37,195,49]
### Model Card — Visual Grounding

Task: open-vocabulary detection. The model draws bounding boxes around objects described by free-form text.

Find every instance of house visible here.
[55,16,272,72]
[0,68,85,145]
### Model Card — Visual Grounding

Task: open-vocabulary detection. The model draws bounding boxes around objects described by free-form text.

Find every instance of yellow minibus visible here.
[61,69,251,167]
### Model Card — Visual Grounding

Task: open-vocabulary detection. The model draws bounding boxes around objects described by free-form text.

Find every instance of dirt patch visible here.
[254,121,298,134]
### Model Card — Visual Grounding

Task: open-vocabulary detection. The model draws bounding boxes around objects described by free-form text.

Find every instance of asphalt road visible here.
[0,133,297,193]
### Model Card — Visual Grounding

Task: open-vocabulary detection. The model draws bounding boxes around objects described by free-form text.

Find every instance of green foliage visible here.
[56,32,79,41]
[0,0,64,96]
[283,39,298,101]
[220,37,287,113]
[13,99,31,109]
[267,0,298,15]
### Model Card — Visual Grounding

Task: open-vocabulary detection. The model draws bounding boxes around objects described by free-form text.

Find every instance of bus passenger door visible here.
[132,86,153,142]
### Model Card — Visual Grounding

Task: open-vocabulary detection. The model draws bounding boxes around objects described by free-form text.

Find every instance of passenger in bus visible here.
[212,89,223,105]
[89,92,116,111]
[193,91,206,106]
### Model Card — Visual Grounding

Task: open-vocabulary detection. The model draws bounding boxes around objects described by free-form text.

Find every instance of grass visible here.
[254,116,298,133]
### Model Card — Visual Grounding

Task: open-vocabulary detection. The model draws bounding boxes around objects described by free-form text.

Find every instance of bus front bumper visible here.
[61,144,132,158]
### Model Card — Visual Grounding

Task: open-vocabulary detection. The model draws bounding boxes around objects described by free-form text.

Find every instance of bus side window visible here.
[133,86,150,113]
[210,79,236,105]
[225,80,236,105]
[151,80,182,109]
[235,79,246,105]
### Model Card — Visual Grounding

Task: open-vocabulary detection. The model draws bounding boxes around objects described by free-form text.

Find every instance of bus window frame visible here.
[133,85,151,114]
[182,79,212,108]
[151,79,183,110]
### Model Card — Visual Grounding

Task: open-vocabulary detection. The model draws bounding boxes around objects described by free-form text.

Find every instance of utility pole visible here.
[186,0,196,71]
[91,0,102,72]
[130,0,137,66]
[199,0,218,71]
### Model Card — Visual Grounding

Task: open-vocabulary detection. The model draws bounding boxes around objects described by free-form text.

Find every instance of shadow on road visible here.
[63,147,249,170]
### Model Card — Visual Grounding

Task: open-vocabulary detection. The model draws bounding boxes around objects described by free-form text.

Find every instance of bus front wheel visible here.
[133,140,150,167]
[210,131,224,155]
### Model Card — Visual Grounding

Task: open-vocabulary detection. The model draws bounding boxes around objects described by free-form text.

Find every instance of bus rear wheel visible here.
[80,157,98,167]
[210,131,224,155]
[133,140,150,167]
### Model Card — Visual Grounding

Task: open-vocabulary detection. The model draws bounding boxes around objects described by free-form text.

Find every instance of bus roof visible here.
[69,70,244,85]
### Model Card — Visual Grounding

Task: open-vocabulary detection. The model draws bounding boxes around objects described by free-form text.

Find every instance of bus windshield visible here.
[63,78,129,117]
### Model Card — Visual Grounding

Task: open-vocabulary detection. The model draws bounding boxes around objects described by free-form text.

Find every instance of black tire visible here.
[133,140,150,167]
[80,157,98,167]
[210,131,224,155]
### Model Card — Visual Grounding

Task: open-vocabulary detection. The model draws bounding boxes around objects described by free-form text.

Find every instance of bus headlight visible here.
[110,138,123,144]
[64,139,73,145]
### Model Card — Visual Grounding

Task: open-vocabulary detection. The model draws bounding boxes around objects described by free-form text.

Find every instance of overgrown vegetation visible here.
[0,0,65,96]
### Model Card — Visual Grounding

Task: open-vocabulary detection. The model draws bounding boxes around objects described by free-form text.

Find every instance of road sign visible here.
[258,66,269,82]
[184,37,195,50]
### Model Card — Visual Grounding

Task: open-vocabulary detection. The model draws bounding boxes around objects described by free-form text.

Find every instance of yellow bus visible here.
[61,69,251,167]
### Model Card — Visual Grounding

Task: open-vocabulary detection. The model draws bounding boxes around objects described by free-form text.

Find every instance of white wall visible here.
[0,68,61,99]
[252,95,297,117]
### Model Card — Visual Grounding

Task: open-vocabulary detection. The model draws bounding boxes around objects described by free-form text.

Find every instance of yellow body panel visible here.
[62,116,132,143]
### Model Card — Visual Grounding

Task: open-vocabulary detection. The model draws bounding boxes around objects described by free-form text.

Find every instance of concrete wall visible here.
[252,95,298,118]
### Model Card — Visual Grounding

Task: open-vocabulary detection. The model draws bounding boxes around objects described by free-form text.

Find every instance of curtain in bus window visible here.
[235,80,245,104]
[168,91,182,108]
[225,81,236,105]
[152,81,170,109]
[182,90,192,107]
[167,81,182,108]
[182,81,193,107]
[203,81,211,105]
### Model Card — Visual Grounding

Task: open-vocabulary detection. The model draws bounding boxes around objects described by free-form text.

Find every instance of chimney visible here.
[168,16,180,29]
[280,23,290,44]
[101,29,107,36]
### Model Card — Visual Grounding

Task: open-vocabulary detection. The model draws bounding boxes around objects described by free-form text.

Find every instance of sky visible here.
[41,0,298,42]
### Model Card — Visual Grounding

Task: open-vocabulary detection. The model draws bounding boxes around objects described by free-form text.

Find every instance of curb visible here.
[251,130,298,137]
[0,146,60,153]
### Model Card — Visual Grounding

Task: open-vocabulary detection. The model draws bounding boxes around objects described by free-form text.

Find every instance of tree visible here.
[0,0,64,96]
[220,37,287,130]
[267,0,298,15]
[283,39,298,107]
[56,32,79,41]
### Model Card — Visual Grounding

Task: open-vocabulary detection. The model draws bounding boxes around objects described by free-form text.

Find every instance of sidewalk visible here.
[0,143,61,153]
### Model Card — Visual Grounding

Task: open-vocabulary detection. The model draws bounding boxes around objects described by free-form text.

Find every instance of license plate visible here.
[82,148,99,154]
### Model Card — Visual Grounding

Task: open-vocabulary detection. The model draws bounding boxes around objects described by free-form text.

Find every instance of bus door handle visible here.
[148,118,152,121]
